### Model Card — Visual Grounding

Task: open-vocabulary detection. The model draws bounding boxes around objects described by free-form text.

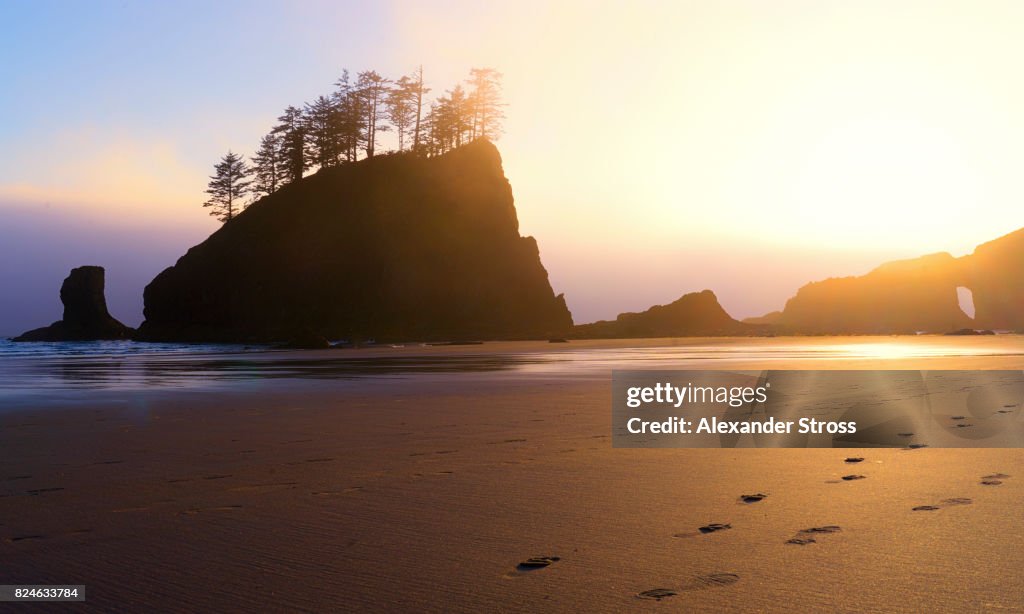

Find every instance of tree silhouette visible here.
[204,151,253,222]
[466,68,505,140]
[333,70,363,163]
[426,85,472,155]
[304,95,342,168]
[201,65,506,221]
[410,65,430,154]
[355,71,391,158]
[273,106,307,183]
[387,75,417,151]
[252,133,285,198]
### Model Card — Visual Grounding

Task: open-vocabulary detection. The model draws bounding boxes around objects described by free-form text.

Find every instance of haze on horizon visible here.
[3,0,1024,335]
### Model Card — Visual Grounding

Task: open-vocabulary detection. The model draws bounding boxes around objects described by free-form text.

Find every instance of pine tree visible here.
[203,151,253,223]
[387,75,417,151]
[410,66,430,154]
[272,105,307,183]
[355,71,391,158]
[466,67,505,140]
[304,95,341,169]
[251,133,284,198]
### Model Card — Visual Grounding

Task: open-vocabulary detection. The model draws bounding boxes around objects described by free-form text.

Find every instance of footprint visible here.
[801,526,841,534]
[913,497,972,511]
[698,523,732,534]
[517,556,560,571]
[739,493,767,504]
[788,525,840,544]
[684,573,740,589]
[637,588,676,601]
[639,572,740,598]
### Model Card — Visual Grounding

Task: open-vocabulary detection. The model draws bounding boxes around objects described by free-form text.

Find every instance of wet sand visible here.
[2,338,1024,612]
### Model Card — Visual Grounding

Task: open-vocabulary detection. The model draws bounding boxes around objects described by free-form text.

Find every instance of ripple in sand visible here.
[517,556,560,571]
[980,480,1003,486]
[942,498,973,505]
[698,523,732,534]
[951,416,966,420]
[786,537,816,545]
[912,505,941,511]
[982,473,1011,480]
[841,474,866,481]
[844,457,865,463]
[739,493,767,503]
[907,443,928,449]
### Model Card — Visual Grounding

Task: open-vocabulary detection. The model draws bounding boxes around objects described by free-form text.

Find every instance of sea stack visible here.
[12,266,134,342]
[137,140,572,342]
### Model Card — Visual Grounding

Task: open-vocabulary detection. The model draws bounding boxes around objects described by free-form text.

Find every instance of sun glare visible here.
[787,117,981,248]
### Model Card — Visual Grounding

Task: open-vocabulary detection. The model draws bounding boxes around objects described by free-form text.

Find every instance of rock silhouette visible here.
[757,227,1024,334]
[572,290,754,338]
[12,266,134,342]
[137,140,572,343]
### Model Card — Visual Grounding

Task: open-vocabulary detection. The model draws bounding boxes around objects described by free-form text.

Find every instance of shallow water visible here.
[2,336,1024,400]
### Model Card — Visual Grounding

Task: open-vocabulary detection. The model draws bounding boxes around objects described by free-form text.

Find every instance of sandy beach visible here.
[2,337,1024,612]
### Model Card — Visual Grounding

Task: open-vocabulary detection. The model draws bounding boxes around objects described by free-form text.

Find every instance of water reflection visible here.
[2,338,1024,395]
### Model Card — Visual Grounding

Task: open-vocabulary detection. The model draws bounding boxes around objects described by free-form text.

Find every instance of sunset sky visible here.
[3,1,1024,333]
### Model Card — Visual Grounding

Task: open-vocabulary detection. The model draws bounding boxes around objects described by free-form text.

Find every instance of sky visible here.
[3,1,1024,334]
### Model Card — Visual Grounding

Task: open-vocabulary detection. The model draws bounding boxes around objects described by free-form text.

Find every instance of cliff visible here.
[571,289,754,338]
[137,140,572,342]
[13,266,134,341]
